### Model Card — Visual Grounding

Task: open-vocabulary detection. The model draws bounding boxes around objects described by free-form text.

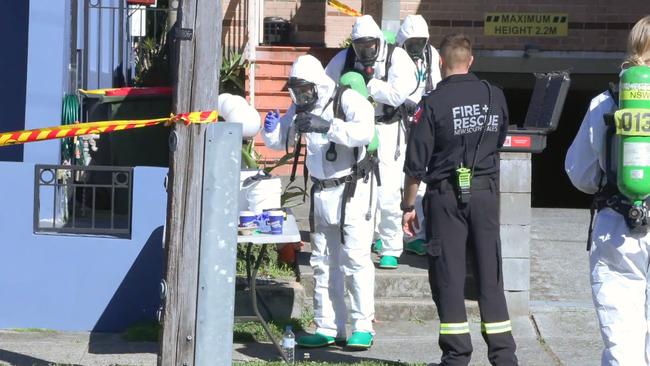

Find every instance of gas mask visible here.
[403,37,428,59]
[352,37,381,67]
[288,77,318,113]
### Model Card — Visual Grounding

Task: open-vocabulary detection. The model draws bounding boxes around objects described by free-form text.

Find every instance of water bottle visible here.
[281,325,295,364]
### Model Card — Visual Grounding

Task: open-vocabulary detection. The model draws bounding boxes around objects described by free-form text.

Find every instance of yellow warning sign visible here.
[484,13,568,37]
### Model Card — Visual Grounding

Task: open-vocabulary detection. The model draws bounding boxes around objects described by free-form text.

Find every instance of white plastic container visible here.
[239,170,260,212]
[239,171,282,214]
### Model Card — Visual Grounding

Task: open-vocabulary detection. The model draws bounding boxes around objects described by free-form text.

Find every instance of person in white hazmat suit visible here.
[262,55,378,349]
[326,15,416,269]
[565,15,650,366]
[396,14,442,256]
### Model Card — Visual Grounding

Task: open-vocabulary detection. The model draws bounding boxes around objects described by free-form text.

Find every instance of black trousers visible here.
[424,177,518,366]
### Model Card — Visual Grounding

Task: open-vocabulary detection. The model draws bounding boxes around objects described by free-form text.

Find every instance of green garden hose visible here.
[61,94,83,164]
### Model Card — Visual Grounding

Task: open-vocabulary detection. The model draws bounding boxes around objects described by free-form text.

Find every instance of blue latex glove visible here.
[264,109,280,133]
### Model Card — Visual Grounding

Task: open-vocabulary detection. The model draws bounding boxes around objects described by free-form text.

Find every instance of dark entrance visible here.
[478,72,619,208]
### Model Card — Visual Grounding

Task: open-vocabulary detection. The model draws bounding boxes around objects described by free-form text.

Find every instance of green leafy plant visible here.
[340,35,352,48]
[220,50,249,96]
[236,244,295,279]
[134,26,171,86]
[241,140,259,169]
[233,315,311,343]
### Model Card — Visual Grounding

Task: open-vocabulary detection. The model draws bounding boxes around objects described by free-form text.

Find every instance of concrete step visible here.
[375,298,481,322]
[299,251,434,299]
[234,279,308,320]
[298,250,480,321]
[300,268,433,300]
[298,296,481,322]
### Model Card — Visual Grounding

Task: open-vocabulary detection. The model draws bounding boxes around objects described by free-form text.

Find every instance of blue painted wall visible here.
[23,0,70,164]
[0,163,166,332]
[0,1,29,162]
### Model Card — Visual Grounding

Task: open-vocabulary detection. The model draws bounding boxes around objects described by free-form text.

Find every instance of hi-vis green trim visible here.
[481,320,512,334]
[440,322,470,335]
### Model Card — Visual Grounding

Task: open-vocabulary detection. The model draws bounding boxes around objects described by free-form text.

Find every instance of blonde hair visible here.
[624,16,650,68]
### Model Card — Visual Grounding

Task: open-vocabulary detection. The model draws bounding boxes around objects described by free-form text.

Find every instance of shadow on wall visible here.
[361,0,383,24]
[286,1,326,46]
[223,0,249,52]
[88,226,164,338]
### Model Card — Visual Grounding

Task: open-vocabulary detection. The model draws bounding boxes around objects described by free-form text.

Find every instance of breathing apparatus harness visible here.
[407,44,434,98]
[454,80,494,204]
[304,85,381,243]
[401,43,435,145]
[342,42,407,161]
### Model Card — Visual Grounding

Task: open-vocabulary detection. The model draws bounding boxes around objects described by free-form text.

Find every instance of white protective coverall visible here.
[396,14,441,243]
[325,15,416,258]
[263,55,377,337]
[565,89,650,365]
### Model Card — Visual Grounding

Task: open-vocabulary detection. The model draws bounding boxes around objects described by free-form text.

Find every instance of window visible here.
[34,165,133,238]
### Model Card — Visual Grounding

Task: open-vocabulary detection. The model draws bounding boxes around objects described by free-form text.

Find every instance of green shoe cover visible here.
[379,255,398,269]
[405,239,427,256]
[347,331,373,350]
[371,239,383,253]
[297,332,335,348]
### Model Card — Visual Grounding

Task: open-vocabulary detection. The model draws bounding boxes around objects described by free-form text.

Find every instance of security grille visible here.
[34,165,133,238]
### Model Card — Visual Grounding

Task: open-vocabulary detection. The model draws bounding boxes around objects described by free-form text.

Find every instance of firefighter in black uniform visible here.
[401,34,518,366]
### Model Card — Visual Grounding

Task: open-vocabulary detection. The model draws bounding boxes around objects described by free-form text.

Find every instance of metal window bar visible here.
[81,0,178,90]
[34,165,133,238]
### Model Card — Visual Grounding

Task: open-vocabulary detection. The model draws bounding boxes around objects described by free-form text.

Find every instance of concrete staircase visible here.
[297,248,482,322]
[246,46,340,175]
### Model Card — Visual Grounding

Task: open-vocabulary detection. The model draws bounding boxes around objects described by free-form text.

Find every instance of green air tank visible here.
[383,30,397,45]
[617,65,650,206]
[340,71,379,153]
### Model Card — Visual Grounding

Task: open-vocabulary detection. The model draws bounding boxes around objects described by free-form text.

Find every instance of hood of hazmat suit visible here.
[351,15,385,67]
[397,14,429,59]
[289,55,336,112]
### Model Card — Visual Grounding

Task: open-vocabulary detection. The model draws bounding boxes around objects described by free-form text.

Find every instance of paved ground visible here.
[0,208,604,365]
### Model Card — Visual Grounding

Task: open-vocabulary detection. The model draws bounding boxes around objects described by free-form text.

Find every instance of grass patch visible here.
[233,311,313,343]
[9,328,56,333]
[236,243,295,280]
[122,320,160,342]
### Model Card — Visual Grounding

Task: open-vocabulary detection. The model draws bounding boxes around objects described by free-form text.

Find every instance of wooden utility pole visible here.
[159,0,223,365]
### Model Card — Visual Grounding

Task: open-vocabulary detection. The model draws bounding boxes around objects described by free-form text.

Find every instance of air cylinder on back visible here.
[617,65,650,204]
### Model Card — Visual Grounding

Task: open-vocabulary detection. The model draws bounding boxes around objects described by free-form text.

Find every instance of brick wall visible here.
[404,0,647,52]
[222,0,648,52]
[324,0,362,47]
[222,0,248,52]
[263,0,327,45]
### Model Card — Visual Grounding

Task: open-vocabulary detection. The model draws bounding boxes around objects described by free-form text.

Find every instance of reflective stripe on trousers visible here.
[440,322,470,335]
[481,320,512,335]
